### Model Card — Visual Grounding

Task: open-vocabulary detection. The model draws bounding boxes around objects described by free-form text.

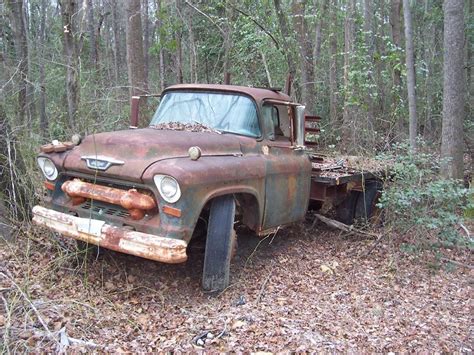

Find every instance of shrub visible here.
[376,141,472,250]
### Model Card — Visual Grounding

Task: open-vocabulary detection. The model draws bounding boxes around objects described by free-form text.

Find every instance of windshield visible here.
[150,92,261,137]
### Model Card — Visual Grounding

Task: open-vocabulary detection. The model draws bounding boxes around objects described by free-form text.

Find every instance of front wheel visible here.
[202,195,236,292]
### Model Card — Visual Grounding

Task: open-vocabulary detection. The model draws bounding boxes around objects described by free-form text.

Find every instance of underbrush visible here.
[376,141,473,254]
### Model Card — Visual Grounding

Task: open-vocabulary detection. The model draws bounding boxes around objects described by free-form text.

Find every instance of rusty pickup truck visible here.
[32,84,381,291]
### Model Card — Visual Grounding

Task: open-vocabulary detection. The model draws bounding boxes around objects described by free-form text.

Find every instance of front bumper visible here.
[32,205,188,263]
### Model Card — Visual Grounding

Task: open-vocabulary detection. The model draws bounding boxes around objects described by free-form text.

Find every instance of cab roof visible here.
[163,84,293,104]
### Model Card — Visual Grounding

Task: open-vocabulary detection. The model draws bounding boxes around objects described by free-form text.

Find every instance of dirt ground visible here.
[0,220,472,352]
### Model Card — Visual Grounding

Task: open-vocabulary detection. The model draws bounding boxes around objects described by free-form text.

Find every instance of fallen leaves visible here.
[0,224,471,352]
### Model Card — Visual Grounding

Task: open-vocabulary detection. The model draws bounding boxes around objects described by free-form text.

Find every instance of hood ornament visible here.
[81,155,124,171]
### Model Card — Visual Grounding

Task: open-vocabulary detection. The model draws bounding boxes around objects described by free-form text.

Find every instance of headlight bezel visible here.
[153,174,181,203]
[37,157,58,181]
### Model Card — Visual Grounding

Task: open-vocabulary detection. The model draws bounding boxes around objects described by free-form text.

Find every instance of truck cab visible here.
[33,84,313,291]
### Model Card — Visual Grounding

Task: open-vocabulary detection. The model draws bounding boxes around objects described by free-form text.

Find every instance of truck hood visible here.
[63,128,243,182]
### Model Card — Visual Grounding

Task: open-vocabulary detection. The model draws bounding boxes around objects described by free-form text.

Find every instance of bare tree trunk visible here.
[440,0,465,179]
[222,5,233,80]
[87,0,98,69]
[111,3,122,84]
[7,0,32,125]
[143,0,150,86]
[126,0,148,96]
[467,0,473,98]
[60,0,80,129]
[364,0,375,142]
[39,0,48,134]
[156,0,165,90]
[274,0,297,85]
[292,0,315,113]
[390,0,402,131]
[175,31,183,83]
[329,0,338,126]
[342,0,356,148]
[402,0,417,150]
[314,0,328,68]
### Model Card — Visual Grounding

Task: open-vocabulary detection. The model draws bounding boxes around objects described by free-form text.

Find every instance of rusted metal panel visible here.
[164,83,291,103]
[260,143,312,229]
[32,205,187,263]
[62,179,156,220]
[63,129,250,182]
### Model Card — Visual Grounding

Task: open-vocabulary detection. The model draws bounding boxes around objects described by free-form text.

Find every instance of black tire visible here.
[335,191,359,225]
[354,180,383,224]
[202,195,236,292]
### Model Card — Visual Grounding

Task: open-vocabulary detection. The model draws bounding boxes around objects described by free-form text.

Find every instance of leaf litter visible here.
[0,221,471,352]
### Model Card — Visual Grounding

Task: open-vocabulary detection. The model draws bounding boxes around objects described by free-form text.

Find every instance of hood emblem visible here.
[81,155,124,171]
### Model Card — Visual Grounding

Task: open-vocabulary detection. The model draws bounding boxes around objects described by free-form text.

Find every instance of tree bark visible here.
[440,0,465,179]
[342,0,356,148]
[60,0,80,129]
[364,0,375,140]
[126,0,148,95]
[292,0,315,114]
[39,0,48,134]
[274,0,297,86]
[7,0,32,125]
[143,0,150,86]
[402,0,417,150]
[329,0,338,127]
[155,0,166,91]
[87,0,98,69]
[111,3,123,84]
[390,0,402,131]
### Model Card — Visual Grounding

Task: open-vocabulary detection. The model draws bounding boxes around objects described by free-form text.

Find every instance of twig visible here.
[184,1,225,37]
[230,6,280,49]
[441,258,474,270]
[256,263,275,304]
[0,272,58,345]
[459,223,470,238]
[314,214,380,239]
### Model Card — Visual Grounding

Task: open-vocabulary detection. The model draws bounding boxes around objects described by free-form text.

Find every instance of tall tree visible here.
[6,0,32,124]
[87,0,98,69]
[342,0,356,147]
[125,0,148,96]
[402,0,417,150]
[328,0,338,126]
[60,0,80,129]
[390,0,402,135]
[440,0,465,179]
[292,0,315,113]
[38,0,48,133]
[274,0,297,87]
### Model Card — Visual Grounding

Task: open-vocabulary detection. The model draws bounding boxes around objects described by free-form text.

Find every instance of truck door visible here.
[260,103,312,229]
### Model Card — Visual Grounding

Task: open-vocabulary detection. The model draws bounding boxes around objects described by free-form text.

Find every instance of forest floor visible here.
[0,219,472,352]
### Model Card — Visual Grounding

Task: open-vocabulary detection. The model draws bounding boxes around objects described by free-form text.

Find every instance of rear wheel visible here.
[202,195,236,292]
[335,180,383,225]
[354,180,383,224]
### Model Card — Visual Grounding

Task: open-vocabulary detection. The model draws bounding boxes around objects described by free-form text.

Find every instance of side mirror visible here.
[295,105,306,147]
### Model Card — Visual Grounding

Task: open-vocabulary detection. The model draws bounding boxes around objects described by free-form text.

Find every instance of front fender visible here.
[142,155,266,240]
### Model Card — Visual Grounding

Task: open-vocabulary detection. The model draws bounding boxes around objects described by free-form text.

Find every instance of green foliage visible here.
[377,141,472,250]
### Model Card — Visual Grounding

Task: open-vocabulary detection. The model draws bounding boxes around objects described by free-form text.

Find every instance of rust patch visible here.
[62,179,156,220]
[32,205,187,263]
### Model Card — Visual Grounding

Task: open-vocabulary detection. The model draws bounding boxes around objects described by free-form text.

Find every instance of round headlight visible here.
[37,157,58,181]
[154,175,181,203]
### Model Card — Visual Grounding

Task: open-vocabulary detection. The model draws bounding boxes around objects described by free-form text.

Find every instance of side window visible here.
[262,104,292,141]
